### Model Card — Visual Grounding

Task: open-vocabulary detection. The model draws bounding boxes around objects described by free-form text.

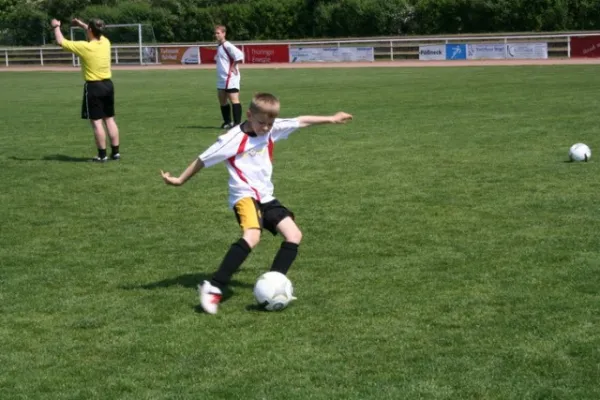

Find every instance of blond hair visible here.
[214,25,226,34]
[249,93,280,118]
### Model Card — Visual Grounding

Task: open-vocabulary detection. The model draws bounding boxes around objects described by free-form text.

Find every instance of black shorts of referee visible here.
[82,79,115,120]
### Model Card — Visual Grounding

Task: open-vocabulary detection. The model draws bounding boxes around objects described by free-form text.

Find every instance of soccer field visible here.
[1,66,599,399]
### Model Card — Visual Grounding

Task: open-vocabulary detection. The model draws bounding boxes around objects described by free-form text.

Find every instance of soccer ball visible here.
[253,271,296,311]
[569,143,591,162]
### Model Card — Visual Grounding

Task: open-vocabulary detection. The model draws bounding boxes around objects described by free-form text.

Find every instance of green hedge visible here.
[1,0,600,45]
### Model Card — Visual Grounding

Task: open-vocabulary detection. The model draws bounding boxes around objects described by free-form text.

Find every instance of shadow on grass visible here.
[245,304,269,312]
[43,154,91,162]
[9,154,91,162]
[124,273,252,291]
[176,125,221,130]
[122,273,255,313]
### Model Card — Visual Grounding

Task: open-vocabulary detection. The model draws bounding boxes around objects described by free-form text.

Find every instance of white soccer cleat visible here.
[198,280,222,315]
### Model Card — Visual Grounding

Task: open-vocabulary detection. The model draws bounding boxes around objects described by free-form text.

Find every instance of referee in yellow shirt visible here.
[51,17,121,162]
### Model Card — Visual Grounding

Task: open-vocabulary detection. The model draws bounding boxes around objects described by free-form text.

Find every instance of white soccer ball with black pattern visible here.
[253,271,296,311]
[569,143,591,162]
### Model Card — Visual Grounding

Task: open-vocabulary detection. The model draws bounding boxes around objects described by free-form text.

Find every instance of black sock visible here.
[98,148,106,159]
[220,104,232,124]
[232,103,242,125]
[211,239,252,289]
[270,242,299,275]
[111,145,119,156]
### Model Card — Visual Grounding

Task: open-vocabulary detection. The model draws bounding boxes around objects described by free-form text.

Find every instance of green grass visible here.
[1,65,599,400]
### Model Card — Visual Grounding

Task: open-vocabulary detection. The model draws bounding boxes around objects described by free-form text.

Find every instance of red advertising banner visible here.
[199,47,217,64]
[243,45,289,63]
[159,47,199,64]
[571,36,600,58]
[199,44,290,64]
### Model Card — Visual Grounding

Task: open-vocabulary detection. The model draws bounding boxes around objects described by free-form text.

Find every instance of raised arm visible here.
[161,158,205,186]
[297,112,353,128]
[71,18,89,30]
[50,19,64,45]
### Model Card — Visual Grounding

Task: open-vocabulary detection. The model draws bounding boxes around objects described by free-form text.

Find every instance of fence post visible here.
[5,49,8,67]
[138,23,143,65]
[567,36,571,58]
[390,41,393,61]
[40,48,44,66]
[115,48,119,65]
[156,46,160,64]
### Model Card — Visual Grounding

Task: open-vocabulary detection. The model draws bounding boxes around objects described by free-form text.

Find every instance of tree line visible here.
[1,0,600,45]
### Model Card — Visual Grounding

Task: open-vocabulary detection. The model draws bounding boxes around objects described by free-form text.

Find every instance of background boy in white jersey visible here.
[161,93,352,314]
[214,25,244,129]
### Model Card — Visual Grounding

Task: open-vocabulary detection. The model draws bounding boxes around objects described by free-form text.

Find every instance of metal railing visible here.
[2,32,600,67]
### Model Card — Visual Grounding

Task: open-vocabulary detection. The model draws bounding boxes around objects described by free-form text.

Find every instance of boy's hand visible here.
[51,19,61,28]
[332,112,353,124]
[161,170,182,186]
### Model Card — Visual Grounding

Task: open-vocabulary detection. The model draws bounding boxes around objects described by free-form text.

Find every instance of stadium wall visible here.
[2,32,600,67]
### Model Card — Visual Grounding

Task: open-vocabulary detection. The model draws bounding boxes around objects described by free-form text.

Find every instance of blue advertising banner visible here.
[445,44,466,60]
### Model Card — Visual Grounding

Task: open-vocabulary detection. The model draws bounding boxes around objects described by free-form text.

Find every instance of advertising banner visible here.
[445,44,466,60]
[289,47,322,62]
[570,35,600,58]
[243,45,289,63]
[419,45,445,60]
[159,46,200,64]
[199,46,217,64]
[466,43,506,60]
[506,43,548,59]
[290,47,374,62]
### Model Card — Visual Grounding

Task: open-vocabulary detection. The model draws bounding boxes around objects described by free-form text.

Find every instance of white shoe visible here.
[198,281,222,315]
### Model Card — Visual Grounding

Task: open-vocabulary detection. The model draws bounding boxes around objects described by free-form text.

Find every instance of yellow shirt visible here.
[61,36,112,81]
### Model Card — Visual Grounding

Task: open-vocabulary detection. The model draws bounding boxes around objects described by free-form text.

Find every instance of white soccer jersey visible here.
[215,41,244,90]
[199,118,300,208]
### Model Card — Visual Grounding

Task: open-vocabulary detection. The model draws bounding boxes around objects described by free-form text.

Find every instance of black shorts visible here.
[82,79,115,120]
[233,198,295,235]
[219,88,239,94]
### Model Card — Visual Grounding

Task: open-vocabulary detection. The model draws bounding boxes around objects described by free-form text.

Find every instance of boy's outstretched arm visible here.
[161,158,205,186]
[297,112,353,128]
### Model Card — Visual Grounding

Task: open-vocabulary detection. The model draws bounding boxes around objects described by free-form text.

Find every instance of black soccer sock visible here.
[98,148,107,159]
[220,104,232,123]
[211,238,252,289]
[269,242,299,275]
[232,103,242,125]
[111,145,119,157]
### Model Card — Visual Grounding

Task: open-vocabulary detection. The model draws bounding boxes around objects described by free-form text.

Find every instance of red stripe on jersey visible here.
[223,44,235,89]
[228,134,261,201]
[268,137,274,161]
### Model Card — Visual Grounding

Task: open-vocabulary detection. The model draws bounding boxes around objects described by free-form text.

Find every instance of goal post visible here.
[69,23,157,66]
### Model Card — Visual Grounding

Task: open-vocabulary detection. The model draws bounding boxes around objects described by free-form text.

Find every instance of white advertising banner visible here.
[506,43,548,59]
[466,43,506,60]
[289,47,374,62]
[419,45,446,60]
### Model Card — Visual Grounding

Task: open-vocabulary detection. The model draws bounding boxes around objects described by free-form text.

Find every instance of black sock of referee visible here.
[111,145,119,156]
[98,148,107,159]
[232,103,242,125]
[220,104,231,124]
[210,238,252,290]
[269,242,299,275]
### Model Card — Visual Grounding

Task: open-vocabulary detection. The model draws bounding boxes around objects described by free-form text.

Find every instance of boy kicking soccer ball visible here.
[161,93,352,314]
